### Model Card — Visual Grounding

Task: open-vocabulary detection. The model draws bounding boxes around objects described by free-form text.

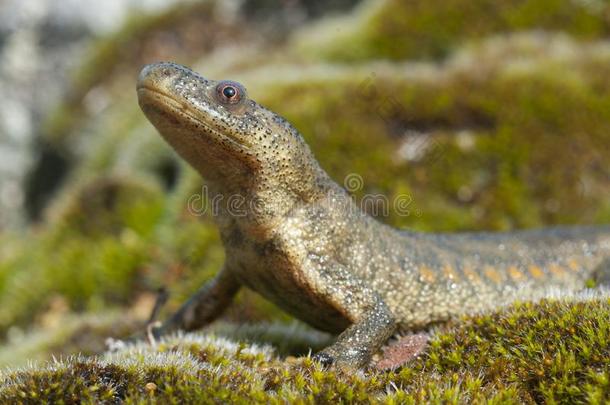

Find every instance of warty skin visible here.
[137,62,610,369]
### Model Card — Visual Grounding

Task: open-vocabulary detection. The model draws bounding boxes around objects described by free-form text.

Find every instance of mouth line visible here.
[137,85,251,150]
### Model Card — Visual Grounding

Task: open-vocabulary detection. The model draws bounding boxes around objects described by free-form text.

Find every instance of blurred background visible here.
[0,0,608,367]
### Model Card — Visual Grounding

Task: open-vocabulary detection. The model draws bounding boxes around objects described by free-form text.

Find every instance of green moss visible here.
[298,0,610,61]
[48,176,165,238]
[0,176,161,333]
[414,295,610,403]
[0,312,138,368]
[1,295,607,403]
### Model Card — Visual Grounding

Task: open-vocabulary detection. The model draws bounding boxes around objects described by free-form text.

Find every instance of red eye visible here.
[216,81,244,105]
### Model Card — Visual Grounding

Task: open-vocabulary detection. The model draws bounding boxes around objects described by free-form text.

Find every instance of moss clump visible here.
[297,0,610,61]
[1,295,608,403]
[48,176,165,238]
[412,294,610,403]
[0,176,163,334]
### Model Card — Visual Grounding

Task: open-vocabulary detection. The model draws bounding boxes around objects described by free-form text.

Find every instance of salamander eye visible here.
[216,81,245,105]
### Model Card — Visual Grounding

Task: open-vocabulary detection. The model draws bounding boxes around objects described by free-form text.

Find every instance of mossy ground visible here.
[1,295,608,404]
[1,0,609,402]
[295,0,610,61]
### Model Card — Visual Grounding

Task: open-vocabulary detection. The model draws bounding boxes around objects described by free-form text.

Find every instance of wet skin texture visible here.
[137,62,610,369]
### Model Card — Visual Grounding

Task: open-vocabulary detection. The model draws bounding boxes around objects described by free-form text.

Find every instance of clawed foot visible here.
[312,351,335,368]
[312,346,370,370]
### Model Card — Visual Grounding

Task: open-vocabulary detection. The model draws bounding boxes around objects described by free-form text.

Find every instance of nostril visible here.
[137,63,174,88]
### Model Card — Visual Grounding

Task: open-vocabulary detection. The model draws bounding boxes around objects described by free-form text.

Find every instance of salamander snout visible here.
[137,62,182,91]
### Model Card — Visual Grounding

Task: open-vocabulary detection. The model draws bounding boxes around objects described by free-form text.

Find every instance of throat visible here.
[207,183,297,239]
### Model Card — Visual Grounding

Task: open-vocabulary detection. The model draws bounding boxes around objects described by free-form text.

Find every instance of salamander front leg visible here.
[153,266,240,338]
[306,261,397,369]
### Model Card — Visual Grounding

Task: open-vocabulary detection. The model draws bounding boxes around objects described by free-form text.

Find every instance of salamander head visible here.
[137,62,325,199]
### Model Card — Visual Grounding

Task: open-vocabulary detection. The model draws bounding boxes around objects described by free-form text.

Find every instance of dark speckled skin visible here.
[137,62,610,369]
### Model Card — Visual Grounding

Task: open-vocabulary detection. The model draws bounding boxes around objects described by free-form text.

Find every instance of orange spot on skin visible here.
[462,265,481,283]
[484,266,503,284]
[548,263,565,278]
[508,266,524,282]
[419,266,436,283]
[528,265,544,279]
[567,259,580,272]
[442,264,459,281]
